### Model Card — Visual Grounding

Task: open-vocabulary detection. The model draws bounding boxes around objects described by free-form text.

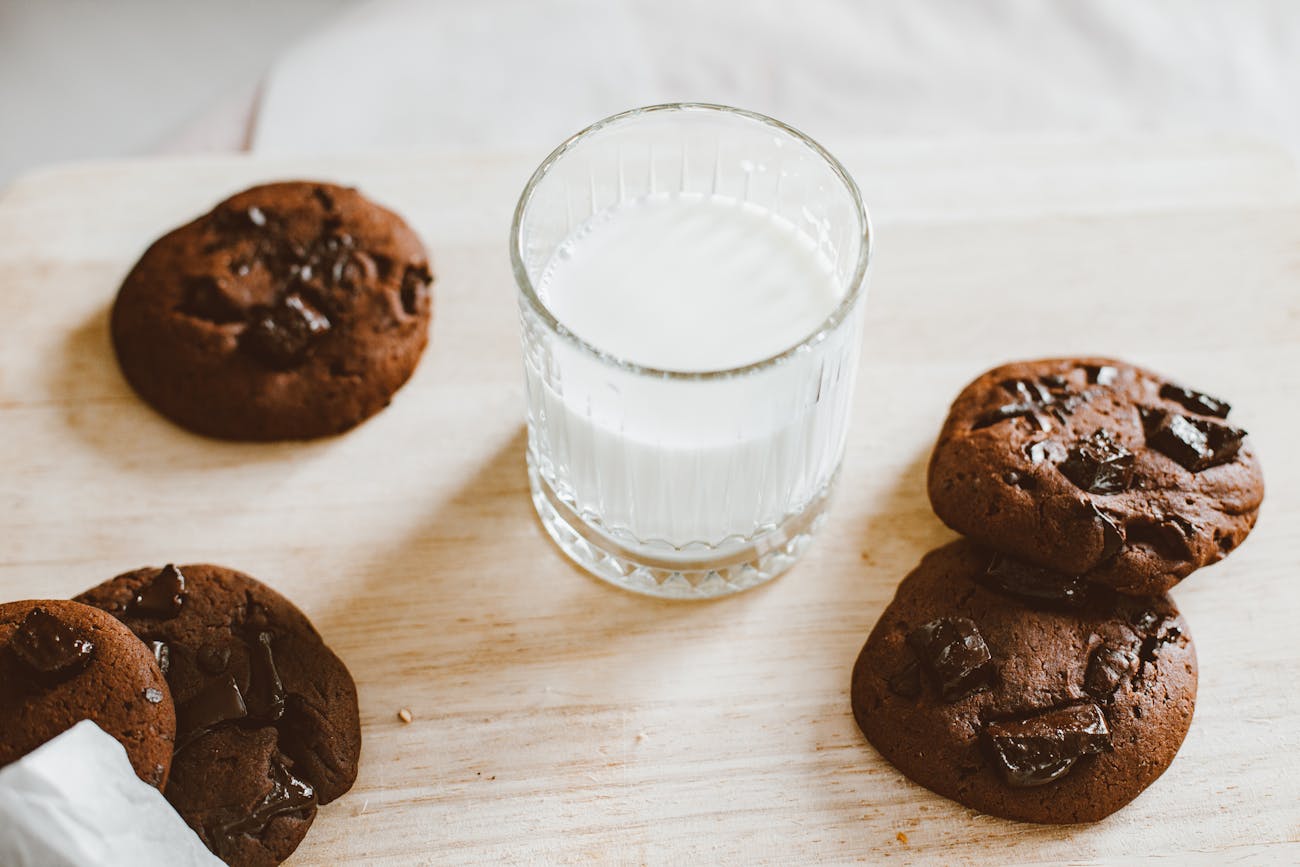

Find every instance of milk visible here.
[538,192,843,372]
[524,192,861,558]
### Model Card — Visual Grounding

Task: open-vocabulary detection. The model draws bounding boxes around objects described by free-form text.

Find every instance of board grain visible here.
[0,137,1298,864]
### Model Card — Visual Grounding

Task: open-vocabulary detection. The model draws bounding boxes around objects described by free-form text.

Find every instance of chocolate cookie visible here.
[77,564,360,866]
[851,541,1197,824]
[165,726,317,866]
[112,181,434,440]
[927,358,1264,595]
[0,599,175,787]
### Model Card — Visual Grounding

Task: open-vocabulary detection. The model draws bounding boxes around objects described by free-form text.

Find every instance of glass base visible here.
[527,460,833,600]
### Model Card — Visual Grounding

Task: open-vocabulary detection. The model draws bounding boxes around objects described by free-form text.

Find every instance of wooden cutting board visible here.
[1,137,1298,864]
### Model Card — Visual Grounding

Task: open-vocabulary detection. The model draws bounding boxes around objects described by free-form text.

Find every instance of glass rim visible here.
[510,102,873,381]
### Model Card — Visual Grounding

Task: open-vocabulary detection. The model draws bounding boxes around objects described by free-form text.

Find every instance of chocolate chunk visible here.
[907,617,995,702]
[211,756,316,860]
[178,675,247,741]
[371,254,395,281]
[127,564,186,619]
[979,553,1096,610]
[1144,409,1245,472]
[1134,612,1183,671]
[1084,364,1118,385]
[984,703,1111,787]
[197,644,230,675]
[1133,610,1163,633]
[245,631,286,722]
[1086,504,1125,560]
[144,687,165,705]
[1059,430,1135,494]
[334,250,373,289]
[979,376,1089,432]
[242,293,332,369]
[309,234,360,288]
[207,203,286,251]
[150,640,171,675]
[10,607,95,681]
[886,659,923,699]
[974,403,1050,432]
[1058,391,1092,413]
[1085,645,1139,700]
[1002,378,1054,405]
[400,264,432,316]
[1159,383,1231,418]
[278,227,370,293]
[178,276,243,324]
[1126,514,1198,558]
[1159,516,1197,554]
[1023,439,1064,465]
[1166,514,1196,537]
[312,186,336,211]
[1001,470,1031,489]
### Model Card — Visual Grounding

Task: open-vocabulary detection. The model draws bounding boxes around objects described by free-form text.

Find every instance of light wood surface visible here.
[1,138,1298,865]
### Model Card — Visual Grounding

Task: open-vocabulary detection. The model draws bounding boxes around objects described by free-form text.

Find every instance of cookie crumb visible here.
[896,831,909,845]
[398,707,413,724]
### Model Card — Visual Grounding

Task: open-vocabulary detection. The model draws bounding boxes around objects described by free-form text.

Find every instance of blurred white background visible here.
[0,0,354,181]
[3,0,1300,185]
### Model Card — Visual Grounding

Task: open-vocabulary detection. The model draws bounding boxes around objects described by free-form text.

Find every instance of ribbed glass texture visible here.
[512,105,871,598]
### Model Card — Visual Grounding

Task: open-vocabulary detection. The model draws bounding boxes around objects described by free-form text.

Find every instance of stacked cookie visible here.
[0,564,361,866]
[851,358,1264,823]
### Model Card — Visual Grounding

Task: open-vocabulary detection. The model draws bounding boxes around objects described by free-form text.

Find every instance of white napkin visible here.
[254,0,1300,157]
[0,721,221,867]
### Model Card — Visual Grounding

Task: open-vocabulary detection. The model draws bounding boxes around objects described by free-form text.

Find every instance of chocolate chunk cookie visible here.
[112,181,434,440]
[77,564,360,866]
[0,599,175,787]
[165,726,318,866]
[927,358,1264,595]
[851,541,1197,824]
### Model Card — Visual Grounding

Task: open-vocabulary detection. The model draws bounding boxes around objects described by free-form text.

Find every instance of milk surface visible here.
[538,192,843,372]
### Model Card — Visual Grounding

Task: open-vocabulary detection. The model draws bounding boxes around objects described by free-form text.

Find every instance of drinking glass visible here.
[511,103,872,598]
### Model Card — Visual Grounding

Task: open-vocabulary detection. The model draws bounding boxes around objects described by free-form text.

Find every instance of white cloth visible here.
[0,721,220,867]
[255,0,1300,156]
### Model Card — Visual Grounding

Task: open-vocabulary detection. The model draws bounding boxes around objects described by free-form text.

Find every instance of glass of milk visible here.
[512,103,872,598]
